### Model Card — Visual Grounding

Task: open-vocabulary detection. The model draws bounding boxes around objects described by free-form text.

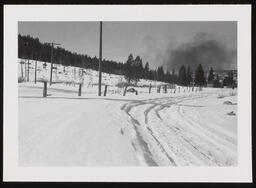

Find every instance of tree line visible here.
[18,34,234,87]
[18,34,177,83]
[18,35,124,75]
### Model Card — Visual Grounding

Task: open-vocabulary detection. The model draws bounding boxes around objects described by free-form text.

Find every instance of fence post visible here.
[157,86,161,93]
[24,61,27,81]
[149,83,152,94]
[27,60,30,82]
[20,62,24,78]
[43,81,47,97]
[78,83,82,96]
[104,85,107,96]
[164,85,167,93]
[34,60,37,84]
[123,85,128,96]
[55,66,58,80]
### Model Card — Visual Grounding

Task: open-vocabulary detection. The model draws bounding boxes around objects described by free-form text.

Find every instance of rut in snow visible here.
[120,96,200,166]
[120,93,236,166]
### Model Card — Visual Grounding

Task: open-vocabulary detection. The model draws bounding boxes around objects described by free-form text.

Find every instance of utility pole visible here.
[24,42,29,82]
[34,59,37,84]
[50,42,60,85]
[34,52,38,84]
[50,43,54,85]
[98,21,102,96]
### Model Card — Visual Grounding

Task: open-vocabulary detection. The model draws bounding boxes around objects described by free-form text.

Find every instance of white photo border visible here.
[3,5,252,182]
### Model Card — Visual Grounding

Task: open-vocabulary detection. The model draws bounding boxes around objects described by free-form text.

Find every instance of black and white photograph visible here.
[3,5,252,182]
[18,21,238,166]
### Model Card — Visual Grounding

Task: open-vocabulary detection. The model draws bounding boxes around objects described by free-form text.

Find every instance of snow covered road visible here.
[121,94,237,166]
[18,83,237,166]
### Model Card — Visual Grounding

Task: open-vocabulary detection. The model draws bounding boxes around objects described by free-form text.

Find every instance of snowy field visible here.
[18,60,237,166]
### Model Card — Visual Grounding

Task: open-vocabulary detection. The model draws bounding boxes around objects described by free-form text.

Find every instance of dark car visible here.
[127,88,136,93]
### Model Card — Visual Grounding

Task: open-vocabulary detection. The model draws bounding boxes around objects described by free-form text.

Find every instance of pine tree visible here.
[157,66,165,81]
[133,56,143,84]
[208,67,214,82]
[165,71,172,83]
[195,64,206,86]
[186,66,193,86]
[178,65,187,86]
[123,54,134,83]
[171,68,177,84]
[144,62,149,79]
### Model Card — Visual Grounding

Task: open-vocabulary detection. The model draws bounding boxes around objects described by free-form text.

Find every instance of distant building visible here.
[205,70,226,81]
[190,69,237,88]
[204,69,237,88]
[230,70,237,84]
[205,70,236,80]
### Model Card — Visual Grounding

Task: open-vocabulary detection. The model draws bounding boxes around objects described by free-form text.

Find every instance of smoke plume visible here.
[164,32,237,71]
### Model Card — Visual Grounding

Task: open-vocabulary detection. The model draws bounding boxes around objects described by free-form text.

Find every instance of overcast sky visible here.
[18,21,237,70]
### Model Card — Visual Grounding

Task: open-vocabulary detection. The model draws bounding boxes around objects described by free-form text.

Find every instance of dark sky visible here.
[18,21,237,71]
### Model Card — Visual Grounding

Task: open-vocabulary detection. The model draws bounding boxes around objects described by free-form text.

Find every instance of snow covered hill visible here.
[18,59,237,166]
[18,58,167,89]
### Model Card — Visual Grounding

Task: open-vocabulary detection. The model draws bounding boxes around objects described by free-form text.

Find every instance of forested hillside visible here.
[19,34,224,87]
[18,34,177,83]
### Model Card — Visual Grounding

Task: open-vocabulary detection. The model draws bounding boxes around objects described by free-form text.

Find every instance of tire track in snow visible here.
[121,93,230,166]
[176,104,237,151]
[121,103,158,166]
[178,106,237,148]
[120,95,202,166]
[161,121,216,165]
[158,95,237,165]
[150,95,206,123]
[144,94,217,165]
[144,104,158,124]
[121,96,191,166]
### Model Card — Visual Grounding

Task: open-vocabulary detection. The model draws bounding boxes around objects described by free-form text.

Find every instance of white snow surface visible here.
[18,59,237,166]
